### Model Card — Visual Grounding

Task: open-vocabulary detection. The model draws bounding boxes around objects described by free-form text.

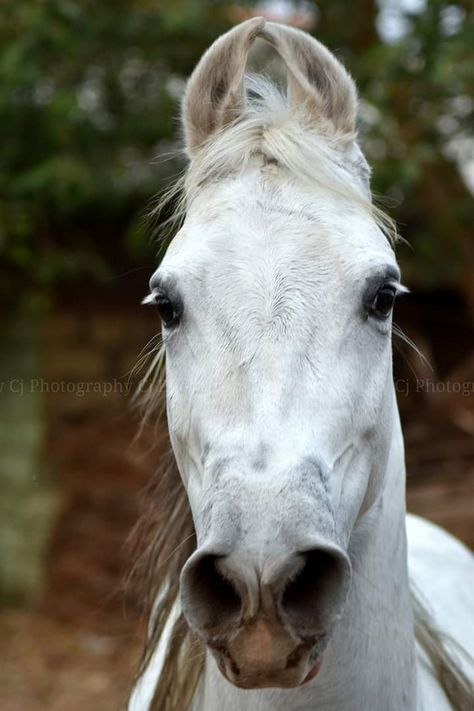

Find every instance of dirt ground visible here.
[0,295,473,709]
[0,416,154,711]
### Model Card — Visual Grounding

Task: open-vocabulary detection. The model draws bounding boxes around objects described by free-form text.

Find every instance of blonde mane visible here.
[129,75,473,711]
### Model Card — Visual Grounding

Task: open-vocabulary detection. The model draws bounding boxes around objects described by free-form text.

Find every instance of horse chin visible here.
[216,661,324,689]
[213,644,324,690]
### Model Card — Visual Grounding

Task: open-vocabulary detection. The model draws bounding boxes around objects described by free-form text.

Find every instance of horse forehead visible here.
[166,179,393,280]
[168,213,389,288]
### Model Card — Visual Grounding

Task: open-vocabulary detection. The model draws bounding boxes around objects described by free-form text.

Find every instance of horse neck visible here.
[199,388,417,711]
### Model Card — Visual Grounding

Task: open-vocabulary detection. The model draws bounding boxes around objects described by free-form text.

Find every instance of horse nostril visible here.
[281,548,350,637]
[181,553,242,633]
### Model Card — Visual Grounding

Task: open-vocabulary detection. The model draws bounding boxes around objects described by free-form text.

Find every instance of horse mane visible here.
[127,448,200,711]
[412,585,474,710]
[128,75,473,710]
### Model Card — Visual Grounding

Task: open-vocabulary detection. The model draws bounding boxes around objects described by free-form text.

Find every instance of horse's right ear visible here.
[182,17,265,156]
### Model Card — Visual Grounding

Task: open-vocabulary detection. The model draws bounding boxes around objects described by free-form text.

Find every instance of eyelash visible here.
[142,289,181,328]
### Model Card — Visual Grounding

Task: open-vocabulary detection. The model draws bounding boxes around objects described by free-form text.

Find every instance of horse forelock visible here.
[148,75,398,254]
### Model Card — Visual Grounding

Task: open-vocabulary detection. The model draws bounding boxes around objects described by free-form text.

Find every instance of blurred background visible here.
[0,1,472,709]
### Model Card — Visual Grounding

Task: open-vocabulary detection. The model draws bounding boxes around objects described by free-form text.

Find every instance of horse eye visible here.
[370,284,397,320]
[156,296,179,327]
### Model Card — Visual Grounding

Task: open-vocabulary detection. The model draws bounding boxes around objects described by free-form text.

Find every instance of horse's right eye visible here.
[369,284,397,320]
[155,296,180,327]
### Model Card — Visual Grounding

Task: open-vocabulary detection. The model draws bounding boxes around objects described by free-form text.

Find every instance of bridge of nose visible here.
[217,549,304,619]
[218,548,305,621]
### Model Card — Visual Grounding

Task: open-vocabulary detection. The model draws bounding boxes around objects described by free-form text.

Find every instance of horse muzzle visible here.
[180,540,351,689]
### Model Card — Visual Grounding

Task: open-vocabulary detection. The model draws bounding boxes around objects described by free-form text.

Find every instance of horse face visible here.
[144,16,404,691]
[148,169,400,688]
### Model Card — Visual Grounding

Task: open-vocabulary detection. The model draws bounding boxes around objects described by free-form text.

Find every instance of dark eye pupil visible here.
[373,287,396,317]
[156,297,177,326]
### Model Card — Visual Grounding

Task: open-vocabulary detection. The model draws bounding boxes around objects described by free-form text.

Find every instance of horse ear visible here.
[260,22,358,138]
[182,17,266,156]
[183,19,359,158]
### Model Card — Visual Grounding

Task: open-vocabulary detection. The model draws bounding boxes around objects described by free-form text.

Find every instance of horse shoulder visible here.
[406,513,474,710]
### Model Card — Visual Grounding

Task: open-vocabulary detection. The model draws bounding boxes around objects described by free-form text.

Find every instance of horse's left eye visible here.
[156,296,179,327]
[369,284,397,320]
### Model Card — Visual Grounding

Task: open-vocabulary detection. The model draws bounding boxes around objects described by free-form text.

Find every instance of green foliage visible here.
[0,0,233,307]
[345,0,474,289]
[0,0,472,309]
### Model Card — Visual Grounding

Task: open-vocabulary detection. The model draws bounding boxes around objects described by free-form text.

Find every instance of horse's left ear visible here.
[260,22,358,138]
[182,17,265,156]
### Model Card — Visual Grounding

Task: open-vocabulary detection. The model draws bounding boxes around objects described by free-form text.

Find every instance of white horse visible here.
[129,18,474,711]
